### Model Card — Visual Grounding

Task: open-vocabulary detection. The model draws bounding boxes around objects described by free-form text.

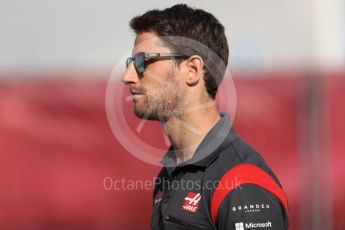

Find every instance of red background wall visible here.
[0,71,344,229]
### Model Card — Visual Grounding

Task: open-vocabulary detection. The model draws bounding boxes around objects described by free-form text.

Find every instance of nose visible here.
[122,62,139,85]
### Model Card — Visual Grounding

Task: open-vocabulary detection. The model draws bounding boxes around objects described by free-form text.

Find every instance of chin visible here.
[134,106,158,121]
[133,105,169,121]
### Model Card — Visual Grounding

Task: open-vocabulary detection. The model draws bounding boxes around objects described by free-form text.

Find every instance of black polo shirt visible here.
[151,113,289,230]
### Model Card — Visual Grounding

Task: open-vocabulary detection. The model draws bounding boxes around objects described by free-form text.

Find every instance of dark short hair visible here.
[130,4,229,99]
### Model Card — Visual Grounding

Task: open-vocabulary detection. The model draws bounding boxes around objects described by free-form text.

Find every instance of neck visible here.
[161,102,221,165]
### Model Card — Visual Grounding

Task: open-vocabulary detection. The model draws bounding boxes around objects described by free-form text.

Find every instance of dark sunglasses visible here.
[126,52,187,74]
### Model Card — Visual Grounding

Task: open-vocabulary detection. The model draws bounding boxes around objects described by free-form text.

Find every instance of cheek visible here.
[142,74,167,95]
[163,77,185,101]
[144,62,182,96]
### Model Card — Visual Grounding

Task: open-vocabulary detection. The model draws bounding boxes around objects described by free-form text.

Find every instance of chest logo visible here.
[182,192,201,213]
[154,191,163,204]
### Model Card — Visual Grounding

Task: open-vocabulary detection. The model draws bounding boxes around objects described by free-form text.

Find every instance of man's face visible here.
[122,32,186,121]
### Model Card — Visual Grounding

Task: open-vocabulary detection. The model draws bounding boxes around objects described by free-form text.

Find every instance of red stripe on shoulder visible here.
[210,163,288,223]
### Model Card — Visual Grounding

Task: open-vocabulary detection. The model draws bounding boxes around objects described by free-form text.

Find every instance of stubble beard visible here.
[133,69,185,122]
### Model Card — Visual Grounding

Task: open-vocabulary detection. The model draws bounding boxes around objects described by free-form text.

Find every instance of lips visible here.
[129,87,144,96]
[130,91,142,95]
[128,88,145,103]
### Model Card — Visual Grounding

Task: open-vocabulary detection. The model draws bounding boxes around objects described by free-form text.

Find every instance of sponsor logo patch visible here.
[235,222,245,230]
[235,221,272,229]
[182,192,201,213]
[232,203,270,213]
[154,191,163,204]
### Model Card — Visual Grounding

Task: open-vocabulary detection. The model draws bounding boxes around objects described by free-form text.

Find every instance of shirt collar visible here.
[160,112,238,170]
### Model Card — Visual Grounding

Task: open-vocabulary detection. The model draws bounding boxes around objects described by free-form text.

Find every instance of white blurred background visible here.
[0,0,343,74]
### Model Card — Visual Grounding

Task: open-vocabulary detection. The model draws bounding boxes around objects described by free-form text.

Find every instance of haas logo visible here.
[182,192,201,213]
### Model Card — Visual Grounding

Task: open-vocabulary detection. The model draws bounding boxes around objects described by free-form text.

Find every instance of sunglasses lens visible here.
[135,54,146,74]
[126,58,132,68]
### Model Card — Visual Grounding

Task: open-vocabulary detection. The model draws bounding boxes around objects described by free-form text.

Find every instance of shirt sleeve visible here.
[216,184,288,230]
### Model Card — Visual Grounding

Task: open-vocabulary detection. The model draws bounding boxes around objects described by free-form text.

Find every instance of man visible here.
[122,4,288,230]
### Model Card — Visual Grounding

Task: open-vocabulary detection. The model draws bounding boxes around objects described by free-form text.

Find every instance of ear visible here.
[185,55,204,86]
